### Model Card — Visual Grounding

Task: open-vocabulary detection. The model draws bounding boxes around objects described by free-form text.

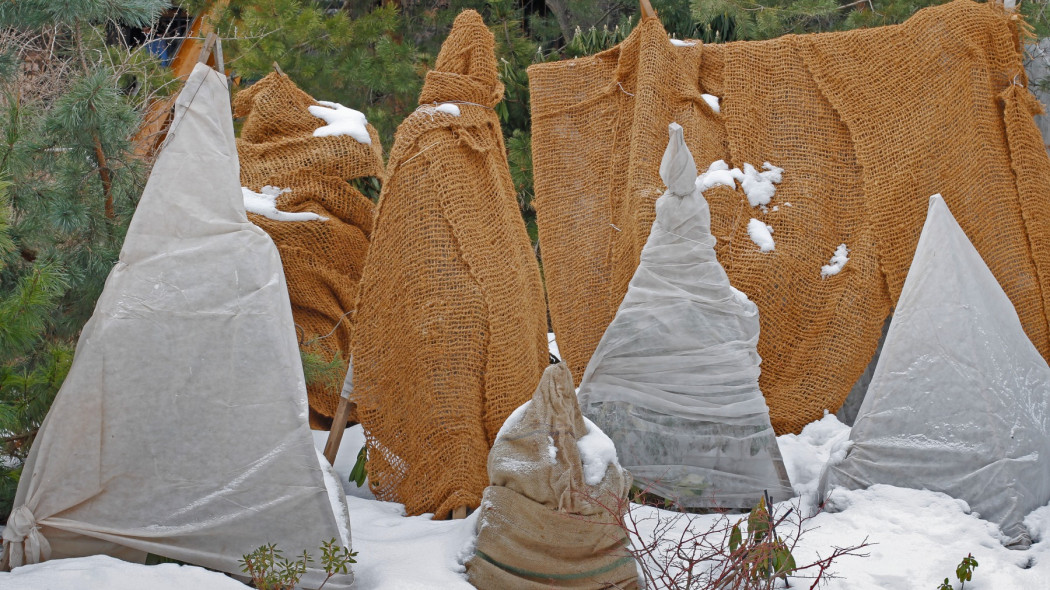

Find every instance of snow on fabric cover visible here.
[577,124,793,509]
[529,1,1050,435]
[0,64,353,589]
[819,195,1050,548]
[466,362,639,589]
[233,71,381,428]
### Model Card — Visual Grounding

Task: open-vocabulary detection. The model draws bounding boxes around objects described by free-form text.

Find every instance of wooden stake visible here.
[198,32,217,65]
[323,396,353,465]
[273,61,285,77]
[213,37,224,74]
[452,505,467,520]
[323,359,355,465]
[640,0,657,20]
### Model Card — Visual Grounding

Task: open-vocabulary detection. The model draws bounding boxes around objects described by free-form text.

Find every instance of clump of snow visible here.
[242,186,327,222]
[701,94,720,114]
[695,160,783,209]
[669,38,697,47]
[747,218,775,252]
[821,244,850,278]
[696,160,742,192]
[496,400,532,440]
[308,100,372,144]
[547,435,557,462]
[577,417,619,486]
[740,162,782,207]
[777,412,851,503]
[315,449,352,547]
[434,103,461,116]
[1024,504,1050,543]
[729,286,751,306]
[418,103,463,118]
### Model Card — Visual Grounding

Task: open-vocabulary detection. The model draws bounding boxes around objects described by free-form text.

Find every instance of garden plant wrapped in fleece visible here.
[820,195,1050,549]
[467,362,640,589]
[578,123,793,509]
[0,64,352,589]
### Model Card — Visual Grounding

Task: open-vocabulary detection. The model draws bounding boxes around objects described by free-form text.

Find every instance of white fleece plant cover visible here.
[0,64,353,588]
[577,123,793,509]
[820,195,1050,548]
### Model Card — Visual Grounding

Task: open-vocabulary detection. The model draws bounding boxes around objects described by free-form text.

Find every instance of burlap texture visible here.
[466,363,639,590]
[351,10,549,519]
[233,72,383,428]
[529,0,1050,434]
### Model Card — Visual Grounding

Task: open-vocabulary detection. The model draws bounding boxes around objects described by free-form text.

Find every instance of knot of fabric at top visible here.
[417,10,504,108]
[2,505,52,568]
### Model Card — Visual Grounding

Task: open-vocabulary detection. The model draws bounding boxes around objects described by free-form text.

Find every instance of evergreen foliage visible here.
[0,0,169,520]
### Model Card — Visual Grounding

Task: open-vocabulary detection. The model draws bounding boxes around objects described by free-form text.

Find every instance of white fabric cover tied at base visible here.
[577,123,793,509]
[0,64,353,588]
[819,194,1050,548]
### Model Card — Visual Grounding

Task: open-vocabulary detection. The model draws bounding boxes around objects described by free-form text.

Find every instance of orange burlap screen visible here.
[530,0,1050,434]
[351,10,549,519]
[234,72,383,428]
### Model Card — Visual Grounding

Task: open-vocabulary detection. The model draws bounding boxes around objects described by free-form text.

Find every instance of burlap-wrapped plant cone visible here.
[234,72,383,428]
[529,0,1050,434]
[351,10,548,519]
[466,363,640,589]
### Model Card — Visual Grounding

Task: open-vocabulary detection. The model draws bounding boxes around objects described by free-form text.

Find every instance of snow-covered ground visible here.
[4,348,1050,588]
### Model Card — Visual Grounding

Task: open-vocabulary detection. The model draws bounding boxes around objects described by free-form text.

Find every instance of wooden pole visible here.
[640,0,657,20]
[323,359,355,465]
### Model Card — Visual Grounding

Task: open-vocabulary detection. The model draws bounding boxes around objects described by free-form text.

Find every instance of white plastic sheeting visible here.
[819,195,1050,548]
[0,64,353,588]
[577,123,793,509]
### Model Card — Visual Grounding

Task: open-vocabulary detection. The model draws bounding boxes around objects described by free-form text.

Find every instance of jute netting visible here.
[351,10,548,519]
[233,72,382,428]
[530,0,1050,434]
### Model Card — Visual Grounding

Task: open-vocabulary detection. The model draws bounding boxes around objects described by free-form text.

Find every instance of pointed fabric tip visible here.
[419,9,503,107]
[659,123,697,196]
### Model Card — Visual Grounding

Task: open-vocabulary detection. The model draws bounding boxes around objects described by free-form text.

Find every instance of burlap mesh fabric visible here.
[351,10,549,519]
[530,0,1050,434]
[466,363,639,589]
[233,72,383,428]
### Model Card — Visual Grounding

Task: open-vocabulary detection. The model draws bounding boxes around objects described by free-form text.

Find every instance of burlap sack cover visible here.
[351,10,549,519]
[234,72,382,428]
[529,0,1050,434]
[820,196,1050,548]
[466,363,639,589]
[0,64,353,589]
[578,123,793,509]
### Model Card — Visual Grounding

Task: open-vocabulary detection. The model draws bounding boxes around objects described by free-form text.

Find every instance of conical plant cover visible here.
[0,64,353,588]
[578,124,793,509]
[351,10,548,519]
[820,195,1050,548]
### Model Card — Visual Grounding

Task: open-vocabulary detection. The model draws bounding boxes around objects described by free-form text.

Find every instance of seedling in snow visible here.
[937,553,978,590]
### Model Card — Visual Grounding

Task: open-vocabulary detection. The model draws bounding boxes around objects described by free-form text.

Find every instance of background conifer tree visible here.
[0,0,170,519]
